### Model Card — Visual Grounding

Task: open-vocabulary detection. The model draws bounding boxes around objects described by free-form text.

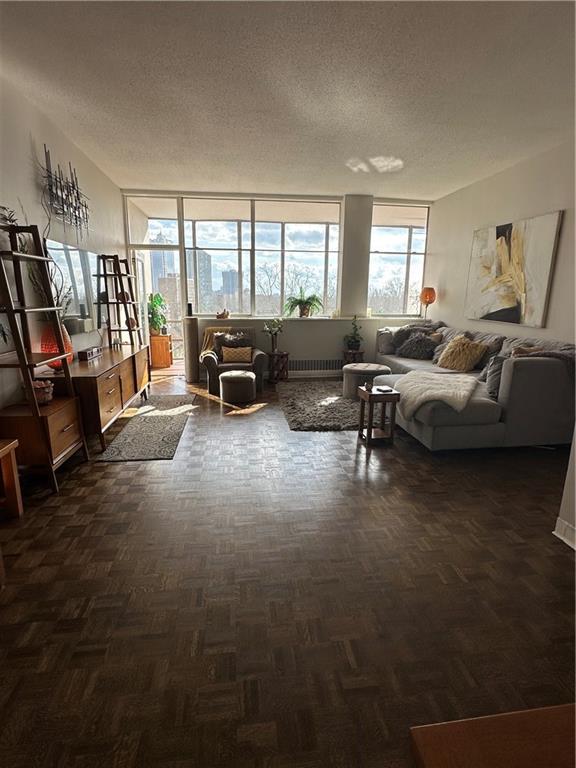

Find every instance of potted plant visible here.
[148,292,167,336]
[263,317,284,352]
[284,287,323,318]
[344,315,363,351]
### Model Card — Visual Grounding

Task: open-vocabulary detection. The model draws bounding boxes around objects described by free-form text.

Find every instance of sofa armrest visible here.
[498,356,574,444]
[200,350,219,370]
[252,347,267,373]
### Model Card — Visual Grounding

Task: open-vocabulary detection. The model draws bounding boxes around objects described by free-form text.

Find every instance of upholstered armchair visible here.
[200,326,267,396]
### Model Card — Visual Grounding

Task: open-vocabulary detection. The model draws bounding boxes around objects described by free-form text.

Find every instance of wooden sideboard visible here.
[66,346,150,451]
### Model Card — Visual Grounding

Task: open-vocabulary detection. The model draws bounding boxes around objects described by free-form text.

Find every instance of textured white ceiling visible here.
[0,1,573,200]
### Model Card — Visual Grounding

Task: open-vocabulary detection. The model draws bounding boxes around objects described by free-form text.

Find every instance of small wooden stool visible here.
[357,385,400,446]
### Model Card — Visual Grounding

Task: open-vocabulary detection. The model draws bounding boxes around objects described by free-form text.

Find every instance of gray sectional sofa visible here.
[374,324,575,451]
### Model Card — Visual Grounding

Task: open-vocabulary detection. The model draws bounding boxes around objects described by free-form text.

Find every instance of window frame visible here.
[368,222,428,317]
[127,199,342,318]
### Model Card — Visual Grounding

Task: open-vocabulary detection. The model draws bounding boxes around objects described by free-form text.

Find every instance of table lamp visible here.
[419,287,436,319]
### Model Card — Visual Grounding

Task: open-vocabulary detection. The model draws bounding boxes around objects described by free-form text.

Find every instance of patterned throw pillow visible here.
[396,333,439,360]
[222,346,252,363]
[437,335,488,372]
[214,332,251,358]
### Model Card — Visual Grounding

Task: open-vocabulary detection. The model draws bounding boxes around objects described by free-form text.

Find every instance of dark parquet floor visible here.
[0,376,573,768]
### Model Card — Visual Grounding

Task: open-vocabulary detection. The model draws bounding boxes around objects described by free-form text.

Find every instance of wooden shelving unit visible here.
[95,254,142,348]
[0,224,88,492]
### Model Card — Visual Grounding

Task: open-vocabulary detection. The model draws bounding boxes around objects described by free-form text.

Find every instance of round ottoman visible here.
[342,362,392,399]
[219,370,257,404]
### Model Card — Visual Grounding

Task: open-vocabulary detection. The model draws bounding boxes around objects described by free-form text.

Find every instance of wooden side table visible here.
[357,385,400,446]
[343,349,364,364]
[269,351,289,383]
[150,334,173,369]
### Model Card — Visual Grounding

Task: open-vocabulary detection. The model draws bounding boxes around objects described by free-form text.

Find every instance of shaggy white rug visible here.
[277,381,360,431]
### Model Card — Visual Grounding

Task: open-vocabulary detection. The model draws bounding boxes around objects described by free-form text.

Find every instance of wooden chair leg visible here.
[0,449,23,519]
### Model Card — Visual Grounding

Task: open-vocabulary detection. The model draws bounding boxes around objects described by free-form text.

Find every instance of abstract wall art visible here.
[465,211,562,327]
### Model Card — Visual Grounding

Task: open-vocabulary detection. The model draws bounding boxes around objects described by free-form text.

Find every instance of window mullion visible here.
[323,223,329,311]
[280,222,285,311]
[250,200,256,316]
[402,227,413,314]
[192,220,199,314]
[236,220,242,314]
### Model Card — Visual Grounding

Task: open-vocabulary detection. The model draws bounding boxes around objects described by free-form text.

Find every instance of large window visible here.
[254,201,340,317]
[368,205,428,315]
[181,198,340,317]
[126,197,184,358]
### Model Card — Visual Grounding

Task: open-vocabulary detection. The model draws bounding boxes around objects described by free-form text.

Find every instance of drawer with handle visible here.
[98,384,122,429]
[47,399,82,461]
[97,368,120,398]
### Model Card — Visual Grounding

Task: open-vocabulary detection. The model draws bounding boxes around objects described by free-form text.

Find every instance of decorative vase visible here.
[299,306,310,317]
[271,334,278,353]
[150,327,160,336]
[40,323,74,370]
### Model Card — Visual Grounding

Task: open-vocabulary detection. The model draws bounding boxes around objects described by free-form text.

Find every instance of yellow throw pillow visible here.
[437,335,488,372]
[222,346,252,363]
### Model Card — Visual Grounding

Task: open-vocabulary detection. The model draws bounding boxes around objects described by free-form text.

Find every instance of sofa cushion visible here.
[376,354,484,376]
[469,331,506,368]
[413,382,503,427]
[437,335,488,372]
[501,336,576,356]
[396,333,439,359]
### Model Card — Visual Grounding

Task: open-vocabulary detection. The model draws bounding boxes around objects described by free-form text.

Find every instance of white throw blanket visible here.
[394,371,478,420]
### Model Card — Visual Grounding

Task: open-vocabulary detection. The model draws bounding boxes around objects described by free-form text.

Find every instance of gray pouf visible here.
[219,370,257,404]
[342,362,392,399]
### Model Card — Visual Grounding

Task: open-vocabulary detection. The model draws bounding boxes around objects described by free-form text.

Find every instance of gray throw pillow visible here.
[393,324,437,350]
[396,333,439,360]
[377,329,395,355]
[485,354,508,399]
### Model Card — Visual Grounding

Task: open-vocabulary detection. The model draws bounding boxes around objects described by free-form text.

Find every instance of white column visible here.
[338,194,373,317]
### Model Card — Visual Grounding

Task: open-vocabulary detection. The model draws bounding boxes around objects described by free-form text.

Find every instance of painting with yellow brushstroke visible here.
[465,211,562,327]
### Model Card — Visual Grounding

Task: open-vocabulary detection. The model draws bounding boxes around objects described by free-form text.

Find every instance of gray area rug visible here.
[95,394,196,461]
[277,381,361,431]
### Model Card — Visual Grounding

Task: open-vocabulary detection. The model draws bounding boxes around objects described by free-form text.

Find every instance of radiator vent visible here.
[288,358,343,372]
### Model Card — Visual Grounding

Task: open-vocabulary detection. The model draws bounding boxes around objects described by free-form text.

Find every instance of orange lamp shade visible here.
[419,287,436,306]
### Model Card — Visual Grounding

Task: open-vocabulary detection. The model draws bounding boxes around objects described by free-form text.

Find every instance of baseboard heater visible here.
[288,359,343,376]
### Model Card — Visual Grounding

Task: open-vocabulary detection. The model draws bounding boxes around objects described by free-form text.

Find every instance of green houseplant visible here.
[284,287,323,318]
[344,315,363,351]
[148,293,167,335]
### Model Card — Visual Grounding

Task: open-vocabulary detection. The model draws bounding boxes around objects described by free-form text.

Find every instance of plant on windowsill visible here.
[284,287,323,318]
[148,292,167,336]
[344,315,363,351]
[263,317,284,352]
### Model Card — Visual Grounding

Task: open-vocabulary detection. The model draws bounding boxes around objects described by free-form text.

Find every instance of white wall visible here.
[196,316,404,374]
[0,77,125,404]
[425,142,575,343]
